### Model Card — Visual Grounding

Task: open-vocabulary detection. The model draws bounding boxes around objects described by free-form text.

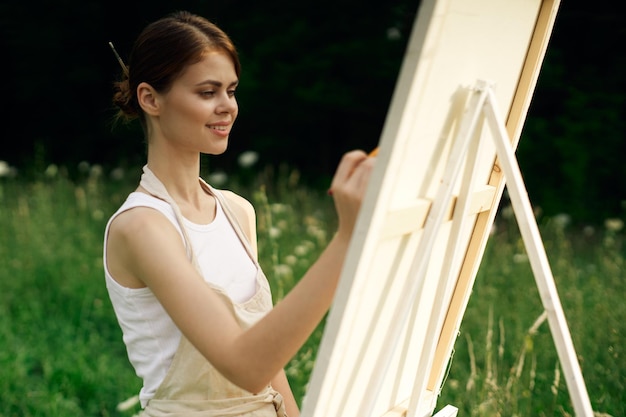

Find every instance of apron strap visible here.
[198,178,258,265]
[139,165,199,269]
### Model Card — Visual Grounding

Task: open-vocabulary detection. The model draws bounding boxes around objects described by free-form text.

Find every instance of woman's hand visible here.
[328,150,377,242]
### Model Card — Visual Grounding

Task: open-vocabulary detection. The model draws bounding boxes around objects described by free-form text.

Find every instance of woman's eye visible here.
[227,89,236,97]
[201,91,216,97]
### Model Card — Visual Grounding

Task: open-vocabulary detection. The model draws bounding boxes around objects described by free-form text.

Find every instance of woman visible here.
[104,10,375,417]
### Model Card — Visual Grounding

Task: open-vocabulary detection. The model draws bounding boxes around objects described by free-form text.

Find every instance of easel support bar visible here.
[356,86,491,417]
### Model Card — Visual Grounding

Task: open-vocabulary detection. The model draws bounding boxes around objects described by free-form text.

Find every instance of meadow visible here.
[0,162,623,417]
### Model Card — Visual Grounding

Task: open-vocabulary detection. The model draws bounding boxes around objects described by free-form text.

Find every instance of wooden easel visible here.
[378,79,594,417]
[299,1,595,416]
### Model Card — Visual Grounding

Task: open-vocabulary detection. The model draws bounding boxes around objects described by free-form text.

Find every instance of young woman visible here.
[104,10,375,417]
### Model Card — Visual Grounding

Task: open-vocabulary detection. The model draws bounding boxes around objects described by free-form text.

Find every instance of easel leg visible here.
[482,85,594,417]
[432,405,458,417]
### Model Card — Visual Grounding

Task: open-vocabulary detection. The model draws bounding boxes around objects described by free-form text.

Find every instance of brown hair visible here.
[112,11,240,126]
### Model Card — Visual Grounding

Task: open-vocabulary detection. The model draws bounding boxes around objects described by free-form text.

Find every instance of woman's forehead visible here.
[178,52,238,84]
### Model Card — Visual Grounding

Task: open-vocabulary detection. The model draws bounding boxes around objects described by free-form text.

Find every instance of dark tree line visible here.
[1,0,624,224]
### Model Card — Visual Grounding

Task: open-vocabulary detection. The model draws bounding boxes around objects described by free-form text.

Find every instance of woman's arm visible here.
[271,370,300,417]
[107,150,374,393]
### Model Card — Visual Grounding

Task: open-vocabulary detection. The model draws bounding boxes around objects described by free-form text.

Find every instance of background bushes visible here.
[1,0,623,223]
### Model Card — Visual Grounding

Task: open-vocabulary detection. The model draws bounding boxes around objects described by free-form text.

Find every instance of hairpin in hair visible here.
[108,41,129,77]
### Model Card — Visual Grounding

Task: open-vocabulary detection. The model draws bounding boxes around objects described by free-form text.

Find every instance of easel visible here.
[377,79,594,417]
[299,1,594,416]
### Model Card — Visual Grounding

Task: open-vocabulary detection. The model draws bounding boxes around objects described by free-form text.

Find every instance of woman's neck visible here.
[145,151,202,202]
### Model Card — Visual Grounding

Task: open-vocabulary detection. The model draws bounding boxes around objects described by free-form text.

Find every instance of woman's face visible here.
[155,51,239,156]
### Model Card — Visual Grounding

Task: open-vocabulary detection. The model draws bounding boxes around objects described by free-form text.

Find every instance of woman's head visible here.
[112,11,240,126]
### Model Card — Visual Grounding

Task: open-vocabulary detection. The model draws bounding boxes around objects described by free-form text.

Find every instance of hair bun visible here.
[112,78,139,121]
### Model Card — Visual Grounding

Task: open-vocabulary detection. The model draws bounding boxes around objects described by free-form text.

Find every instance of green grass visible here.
[0,165,623,416]
[436,212,624,417]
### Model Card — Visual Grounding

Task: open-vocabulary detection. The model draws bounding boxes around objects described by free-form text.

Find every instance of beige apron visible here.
[137,166,287,417]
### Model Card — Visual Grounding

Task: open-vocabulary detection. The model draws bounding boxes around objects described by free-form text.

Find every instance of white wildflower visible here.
[604,218,624,232]
[307,225,327,244]
[513,253,528,263]
[0,161,10,177]
[274,264,292,278]
[269,226,281,238]
[110,167,125,181]
[447,379,459,390]
[294,244,309,257]
[583,225,595,237]
[90,164,103,179]
[45,164,58,178]
[237,150,259,168]
[386,27,401,40]
[552,213,571,229]
[284,255,297,266]
[116,395,139,411]
[294,241,315,256]
[208,171,228,187]
[270,203,288,214]
[276,219,288,231]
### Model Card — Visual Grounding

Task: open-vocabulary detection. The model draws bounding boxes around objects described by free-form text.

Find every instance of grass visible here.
[436,210,624,417]
[0,163,623,416]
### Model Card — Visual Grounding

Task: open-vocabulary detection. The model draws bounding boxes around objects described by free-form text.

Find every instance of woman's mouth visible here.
[208,124,230,137]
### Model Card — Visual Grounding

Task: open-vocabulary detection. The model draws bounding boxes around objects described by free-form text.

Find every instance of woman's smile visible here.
[207,122,231,137]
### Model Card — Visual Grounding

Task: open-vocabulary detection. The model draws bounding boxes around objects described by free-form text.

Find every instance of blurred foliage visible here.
[518,8,626,224]
[1,0,624,223]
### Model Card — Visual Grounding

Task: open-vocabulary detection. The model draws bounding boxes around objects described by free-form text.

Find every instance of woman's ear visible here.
[137,82,160,116]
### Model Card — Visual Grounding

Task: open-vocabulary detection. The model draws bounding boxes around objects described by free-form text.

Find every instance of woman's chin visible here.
[205,142,229,156]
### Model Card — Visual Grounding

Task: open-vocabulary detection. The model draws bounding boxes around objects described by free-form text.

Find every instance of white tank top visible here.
[103,191,257,406]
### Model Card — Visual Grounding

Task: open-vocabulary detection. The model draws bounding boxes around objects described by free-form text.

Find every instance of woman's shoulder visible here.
[107,192,180,238]
[109,200,178,238]
[217,190,254,213]
[113,192,176,217]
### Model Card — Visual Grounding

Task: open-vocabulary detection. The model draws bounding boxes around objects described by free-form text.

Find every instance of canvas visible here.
[300,1,566,416]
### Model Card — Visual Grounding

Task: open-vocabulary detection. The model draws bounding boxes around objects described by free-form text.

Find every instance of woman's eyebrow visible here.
[196,79,239,88]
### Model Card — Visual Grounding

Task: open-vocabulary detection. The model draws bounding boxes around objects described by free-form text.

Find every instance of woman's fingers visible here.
[329,150,377,240]
[346,155,375,198]
[328,150,368,194]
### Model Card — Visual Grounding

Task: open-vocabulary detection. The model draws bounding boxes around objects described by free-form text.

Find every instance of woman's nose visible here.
[216,93,237,114]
